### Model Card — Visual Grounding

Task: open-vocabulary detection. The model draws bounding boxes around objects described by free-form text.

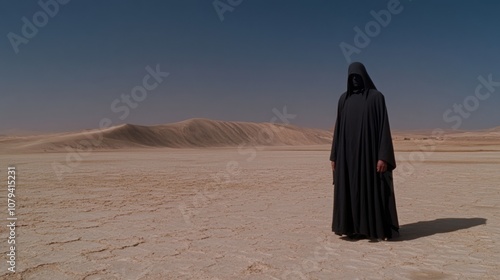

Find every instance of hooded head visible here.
[347,62,376,97]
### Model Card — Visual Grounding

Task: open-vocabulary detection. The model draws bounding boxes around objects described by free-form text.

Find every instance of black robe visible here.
[330,62,399,239]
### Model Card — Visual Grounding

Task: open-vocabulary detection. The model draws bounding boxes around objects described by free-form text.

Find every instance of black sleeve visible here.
[330,95,344,162]
[376,94,396,170]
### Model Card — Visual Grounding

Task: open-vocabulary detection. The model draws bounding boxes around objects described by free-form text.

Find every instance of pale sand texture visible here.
[0,143,499,279]
[0,119,333,153]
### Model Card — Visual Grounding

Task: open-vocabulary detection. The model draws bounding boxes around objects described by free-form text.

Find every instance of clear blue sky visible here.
[1,0,499,134]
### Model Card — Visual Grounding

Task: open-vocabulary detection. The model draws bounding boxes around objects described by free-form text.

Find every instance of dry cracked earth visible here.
[0,147,499,279]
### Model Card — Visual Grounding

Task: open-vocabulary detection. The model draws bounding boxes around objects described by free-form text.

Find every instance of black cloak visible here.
[330,62,399,239]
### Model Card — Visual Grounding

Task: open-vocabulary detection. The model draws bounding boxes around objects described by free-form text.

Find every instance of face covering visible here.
[349,74,364,94]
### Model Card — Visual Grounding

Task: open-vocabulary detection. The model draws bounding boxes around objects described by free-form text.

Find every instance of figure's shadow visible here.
[390,217,487,241]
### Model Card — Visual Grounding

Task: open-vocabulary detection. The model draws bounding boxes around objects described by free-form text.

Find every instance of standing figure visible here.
[330,62,399,240]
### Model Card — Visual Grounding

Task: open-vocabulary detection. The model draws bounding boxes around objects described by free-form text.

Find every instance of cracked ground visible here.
[0,146,499,279]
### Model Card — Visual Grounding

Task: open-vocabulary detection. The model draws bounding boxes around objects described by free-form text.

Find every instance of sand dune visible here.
[2,118,499,154]
[0,118,333,153]
[393,127,500,152]
[488,126,500,132]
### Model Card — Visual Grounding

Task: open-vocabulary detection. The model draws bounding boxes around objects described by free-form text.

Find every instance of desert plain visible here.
[0,119,499,279]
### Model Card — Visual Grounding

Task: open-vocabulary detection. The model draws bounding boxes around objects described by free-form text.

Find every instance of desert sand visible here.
[0,119,499,279]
